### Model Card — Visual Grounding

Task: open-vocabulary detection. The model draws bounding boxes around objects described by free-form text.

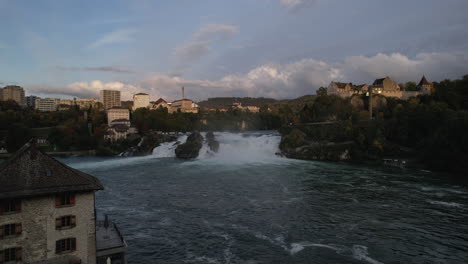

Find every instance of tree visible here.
[6,123,32,152]
[316,87,327,96]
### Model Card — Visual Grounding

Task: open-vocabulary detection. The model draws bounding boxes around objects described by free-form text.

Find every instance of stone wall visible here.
[0,192,97,264]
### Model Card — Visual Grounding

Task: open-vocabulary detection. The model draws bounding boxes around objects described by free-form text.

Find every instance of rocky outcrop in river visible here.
[205,132,220,153]
[119,133,177,157]
[175,132,204,159]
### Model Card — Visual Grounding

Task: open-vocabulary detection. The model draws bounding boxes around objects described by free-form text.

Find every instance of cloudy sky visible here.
[1,0,467,100]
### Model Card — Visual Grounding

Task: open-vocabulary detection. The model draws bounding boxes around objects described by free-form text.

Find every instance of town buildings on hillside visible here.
[151,98,174,113]
[100,90,121,109]
[231,102,260,113]
[0,140,127,263]
[327,76,433,99]
[105,107,137,142]
[1,86,26,106]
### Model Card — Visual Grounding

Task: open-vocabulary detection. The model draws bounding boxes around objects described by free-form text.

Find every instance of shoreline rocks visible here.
[205,132,220,153]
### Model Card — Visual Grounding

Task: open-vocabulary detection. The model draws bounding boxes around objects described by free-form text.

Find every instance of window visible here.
[0,223,22,238]
[0,248,22,262]
[55,193,75,208]
[0,199,21,215]
[56,238,76,253]
[55,215,76,229]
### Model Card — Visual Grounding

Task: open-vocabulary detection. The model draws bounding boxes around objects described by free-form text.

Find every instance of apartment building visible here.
[107,107,130,126]
[35,98,60,112]
[1,86,26,106]
[100,90,121,109]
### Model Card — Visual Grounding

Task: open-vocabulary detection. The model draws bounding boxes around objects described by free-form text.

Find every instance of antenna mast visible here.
[182,86,185,99]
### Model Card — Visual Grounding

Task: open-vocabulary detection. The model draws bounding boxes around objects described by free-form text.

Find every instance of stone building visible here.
[327,82,369,98]
[327,76,433,100]
[100,90,121,109]
[0,141,104,263]
[26,96,39,108]
[132,93,150,110]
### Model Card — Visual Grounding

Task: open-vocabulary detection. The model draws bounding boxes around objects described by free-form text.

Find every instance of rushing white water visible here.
[151,131,283,164]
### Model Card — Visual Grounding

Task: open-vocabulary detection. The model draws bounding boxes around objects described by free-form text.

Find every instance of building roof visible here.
[154,98,167,104]
[111,119,130,122]
[373,78,387,86]
[96,217,127,252]
[332,82,351,89]
[134,93,148,96]
[0,140,104,199]
[418,75,431,86]
[172,99,193,103]
[110,124,130,133]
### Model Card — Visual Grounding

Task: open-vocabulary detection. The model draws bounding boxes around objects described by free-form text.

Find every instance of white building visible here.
[107,107,130,126]
[133,93,150,110]
[35,98,60,112]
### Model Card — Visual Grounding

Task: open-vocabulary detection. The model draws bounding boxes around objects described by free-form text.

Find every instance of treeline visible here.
[198,97,277,108]
[280,75,468,176]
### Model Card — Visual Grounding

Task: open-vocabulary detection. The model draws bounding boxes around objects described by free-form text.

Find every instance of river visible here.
[62,131,468,264]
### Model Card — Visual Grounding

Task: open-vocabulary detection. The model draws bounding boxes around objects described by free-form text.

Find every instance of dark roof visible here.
[373,78,386,86]
[418,75,431,86]
[332,82,351,89]
[135,93,148,96]
[0,141,104,199]
[110,124,130,132]
[154,98,167,104]
[111,119,130,122]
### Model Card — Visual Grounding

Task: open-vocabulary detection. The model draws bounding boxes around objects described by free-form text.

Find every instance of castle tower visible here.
[417,75,434,94]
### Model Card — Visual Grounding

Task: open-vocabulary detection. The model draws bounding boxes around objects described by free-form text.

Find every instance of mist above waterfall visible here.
[152,131,283,164]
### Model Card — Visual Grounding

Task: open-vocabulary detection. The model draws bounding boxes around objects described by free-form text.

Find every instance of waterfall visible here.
[152,132,282,163]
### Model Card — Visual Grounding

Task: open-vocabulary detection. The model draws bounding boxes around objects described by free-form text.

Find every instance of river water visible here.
[62,132,468,264]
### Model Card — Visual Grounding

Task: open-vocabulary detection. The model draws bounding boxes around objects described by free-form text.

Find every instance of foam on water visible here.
[152,131,285,164]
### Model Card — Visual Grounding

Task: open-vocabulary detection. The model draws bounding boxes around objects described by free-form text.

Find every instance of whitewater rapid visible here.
[152,131,283,164]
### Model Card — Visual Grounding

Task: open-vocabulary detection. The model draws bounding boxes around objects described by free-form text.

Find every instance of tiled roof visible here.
[0,140,104,199]
[332,82,351,89]
[373,78,386,86]
[418,75,430,86]
[154,98,167,104]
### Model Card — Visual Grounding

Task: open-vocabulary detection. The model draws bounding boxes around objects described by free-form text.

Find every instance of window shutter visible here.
[71,216,76,227]
[70,194,76,205]
[15,248,22,261]
[0,250,4,262]
[71,238,76,250]
[15,224,22,234]
[56,241,60,253]
[0,225,4,239]
[55,217,61,229]
[55,197,61,208]
[16,200,21,212]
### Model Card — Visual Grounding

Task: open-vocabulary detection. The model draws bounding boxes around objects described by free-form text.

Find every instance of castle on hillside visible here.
[327,76,433,99]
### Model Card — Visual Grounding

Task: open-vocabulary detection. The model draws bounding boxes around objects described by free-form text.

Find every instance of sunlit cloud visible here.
[25,52,468,101]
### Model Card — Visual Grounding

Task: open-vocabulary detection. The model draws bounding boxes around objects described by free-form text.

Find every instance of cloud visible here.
[174,23,239,74]
[280,0,317,12]
[88,28,138,49]
[55,66,137,74]
[26,52,468,101]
